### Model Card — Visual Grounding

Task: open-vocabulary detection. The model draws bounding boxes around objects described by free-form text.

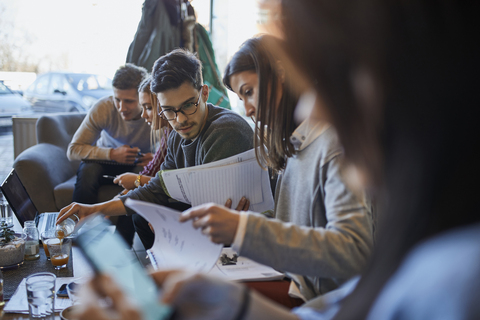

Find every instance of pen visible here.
[103,175,116,179]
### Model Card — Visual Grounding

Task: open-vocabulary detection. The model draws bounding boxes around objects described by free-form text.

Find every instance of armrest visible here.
[13,143,80,213]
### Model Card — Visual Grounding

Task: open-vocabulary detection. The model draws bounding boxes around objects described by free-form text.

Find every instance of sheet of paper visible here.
[125,199,223,272]
[208,248,284,282]
[3,277,80,314]
[187,149,257,170]
[185,159,262,205]
[161,149,274,213]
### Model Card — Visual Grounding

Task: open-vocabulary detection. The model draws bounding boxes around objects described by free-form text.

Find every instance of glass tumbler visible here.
[0,199,13,227]
[26,272,56,319]
[46,238,72,270]
[40,231,56,260]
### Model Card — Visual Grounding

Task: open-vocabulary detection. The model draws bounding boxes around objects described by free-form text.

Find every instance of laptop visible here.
[0,168,59,234]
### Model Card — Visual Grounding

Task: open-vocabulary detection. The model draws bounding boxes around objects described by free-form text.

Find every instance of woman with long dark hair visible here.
[177,34,374,302]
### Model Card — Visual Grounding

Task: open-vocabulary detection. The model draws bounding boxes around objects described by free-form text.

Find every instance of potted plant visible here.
[0,222,26,269]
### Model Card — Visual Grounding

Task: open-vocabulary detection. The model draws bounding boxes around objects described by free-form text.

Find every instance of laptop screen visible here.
[0,169,38,227]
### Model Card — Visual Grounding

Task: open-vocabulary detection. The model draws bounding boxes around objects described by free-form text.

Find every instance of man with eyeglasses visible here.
[57,49,254,250]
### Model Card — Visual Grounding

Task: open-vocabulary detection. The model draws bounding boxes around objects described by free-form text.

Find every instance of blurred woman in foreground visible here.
[76,0,480,319]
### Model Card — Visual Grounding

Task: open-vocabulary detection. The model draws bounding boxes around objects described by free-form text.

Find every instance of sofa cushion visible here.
[54,175,124,210]
[54,175,77,210]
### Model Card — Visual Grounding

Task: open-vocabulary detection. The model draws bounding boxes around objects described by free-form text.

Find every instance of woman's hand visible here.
[179,203,242,245]
[74,271,296,320]
[152,270,247,320]
[225,197,250,211]
[113,173,137,190]
[76,274,142,320]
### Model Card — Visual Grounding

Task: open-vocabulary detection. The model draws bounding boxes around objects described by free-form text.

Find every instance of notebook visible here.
[0,168,59,234]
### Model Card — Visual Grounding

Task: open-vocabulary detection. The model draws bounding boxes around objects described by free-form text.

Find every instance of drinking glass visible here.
[0,200,13,227]
[46,238,72,270]
[26,272,56,319]
[40,231,56,260]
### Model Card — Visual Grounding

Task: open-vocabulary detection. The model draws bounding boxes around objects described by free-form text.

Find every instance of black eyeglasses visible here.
[158,91,202,121]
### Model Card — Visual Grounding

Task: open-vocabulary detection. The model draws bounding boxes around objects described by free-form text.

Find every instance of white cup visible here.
[26,272,56,319]
[0,201,13,227]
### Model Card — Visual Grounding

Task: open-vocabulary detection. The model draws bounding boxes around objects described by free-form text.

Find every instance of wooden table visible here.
[1,247,302,319]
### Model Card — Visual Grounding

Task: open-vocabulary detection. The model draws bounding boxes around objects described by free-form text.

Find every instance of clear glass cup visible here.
[0,199,13,228]
[55,218,76,239]
[40,231,56,260]
[26,272,56,319]
[46,238,72,270]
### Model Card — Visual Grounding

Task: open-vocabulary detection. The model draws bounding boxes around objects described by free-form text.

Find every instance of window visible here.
[50,74,68,94]
[33,75,50,95]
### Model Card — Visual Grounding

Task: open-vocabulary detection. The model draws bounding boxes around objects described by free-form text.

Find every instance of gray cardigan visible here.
[120,104,253,213]
[240,126,374,300]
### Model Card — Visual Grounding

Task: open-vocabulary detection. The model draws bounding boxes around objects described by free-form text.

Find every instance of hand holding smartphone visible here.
[73,215,172,320]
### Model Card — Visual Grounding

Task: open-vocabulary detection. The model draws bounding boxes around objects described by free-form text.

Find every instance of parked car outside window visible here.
[24,72,113,113]
[0,81,34,127]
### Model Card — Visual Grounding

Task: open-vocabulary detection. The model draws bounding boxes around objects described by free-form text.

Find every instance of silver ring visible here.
[73,214,80,222]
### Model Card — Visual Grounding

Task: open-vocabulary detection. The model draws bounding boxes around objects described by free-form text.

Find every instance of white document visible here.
[3,277,78,314]
[161,149,274,213]
[208,247,284,282]
[125,199,223,272]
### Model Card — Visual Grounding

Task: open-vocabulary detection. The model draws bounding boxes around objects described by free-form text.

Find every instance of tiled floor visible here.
[0,127,14,183]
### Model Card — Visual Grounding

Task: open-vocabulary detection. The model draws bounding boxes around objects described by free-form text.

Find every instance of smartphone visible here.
[56,283,68,297]
[73,215,172,320]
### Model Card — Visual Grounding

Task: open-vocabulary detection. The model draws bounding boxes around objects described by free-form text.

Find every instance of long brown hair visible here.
[279,0,480,319]
[223,35,298,172]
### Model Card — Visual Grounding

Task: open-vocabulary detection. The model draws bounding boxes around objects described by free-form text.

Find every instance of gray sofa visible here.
[13,113,122,213]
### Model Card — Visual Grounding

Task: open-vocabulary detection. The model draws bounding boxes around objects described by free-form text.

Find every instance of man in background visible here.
[67,63,152,246]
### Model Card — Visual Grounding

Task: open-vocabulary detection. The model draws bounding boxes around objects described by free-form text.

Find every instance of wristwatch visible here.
[134,174,142,187]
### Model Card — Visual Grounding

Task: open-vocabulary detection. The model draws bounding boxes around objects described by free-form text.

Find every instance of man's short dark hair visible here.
[112,63,148,90]
[151,49,203,93]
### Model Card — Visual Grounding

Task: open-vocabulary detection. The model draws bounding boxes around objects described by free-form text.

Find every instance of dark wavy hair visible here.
[223,35,298,172]
[151,48,203,93]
